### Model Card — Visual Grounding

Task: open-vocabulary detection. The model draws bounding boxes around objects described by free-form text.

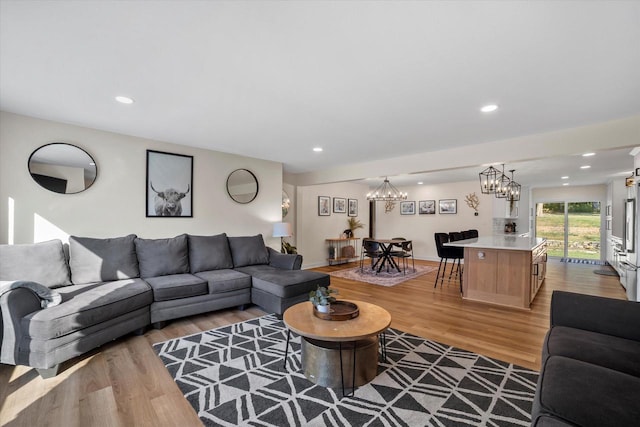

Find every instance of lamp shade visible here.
[273,222,292,237]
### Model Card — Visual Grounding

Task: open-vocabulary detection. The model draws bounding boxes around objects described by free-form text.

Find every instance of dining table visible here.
[368,238,406,273]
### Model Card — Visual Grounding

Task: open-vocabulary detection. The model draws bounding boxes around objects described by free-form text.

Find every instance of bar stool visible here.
[434,233,463,292]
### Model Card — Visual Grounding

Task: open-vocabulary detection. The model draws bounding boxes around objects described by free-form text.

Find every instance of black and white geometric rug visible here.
[153,314,538,426]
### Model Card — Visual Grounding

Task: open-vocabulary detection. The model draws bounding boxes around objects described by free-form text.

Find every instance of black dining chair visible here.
[360,238,381,271]
[394,240,415,274]
[434,233,463,292]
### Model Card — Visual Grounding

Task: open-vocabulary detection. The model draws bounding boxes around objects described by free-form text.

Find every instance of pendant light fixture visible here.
[366,177,407,201]
[505,169,521,201]
[494,164,511,198]
[478,165,500,194]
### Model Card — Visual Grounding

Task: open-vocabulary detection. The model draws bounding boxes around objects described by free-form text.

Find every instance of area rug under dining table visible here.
[329,264,438,287]
[153,314,538,426]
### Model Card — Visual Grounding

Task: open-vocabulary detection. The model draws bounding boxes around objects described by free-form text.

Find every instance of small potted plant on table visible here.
[309,286,338,313]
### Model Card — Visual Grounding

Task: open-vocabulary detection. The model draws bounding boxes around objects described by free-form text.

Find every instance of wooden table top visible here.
[283,300,392,342]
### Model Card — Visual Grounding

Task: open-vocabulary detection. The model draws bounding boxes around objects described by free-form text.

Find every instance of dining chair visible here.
[434,233,463,292]
[394,240,414,274]
[360,238,381,271]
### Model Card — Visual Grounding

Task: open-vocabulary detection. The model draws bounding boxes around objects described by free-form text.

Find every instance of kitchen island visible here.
[447,236,547,309]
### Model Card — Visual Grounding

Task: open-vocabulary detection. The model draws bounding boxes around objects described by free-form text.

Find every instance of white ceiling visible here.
[1,1,639,188]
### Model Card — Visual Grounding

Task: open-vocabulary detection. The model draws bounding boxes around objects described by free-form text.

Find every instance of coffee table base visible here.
[301,336,378,389]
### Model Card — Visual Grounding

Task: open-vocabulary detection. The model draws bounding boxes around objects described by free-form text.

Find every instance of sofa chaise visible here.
[531,291,640,426]
[0,233,329,378]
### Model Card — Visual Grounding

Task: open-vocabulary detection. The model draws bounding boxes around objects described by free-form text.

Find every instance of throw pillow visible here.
[135,234,190,278]
[0,239,71,288]
[69,234,139,284]
[188,233,233,272]
[227,234,269,267]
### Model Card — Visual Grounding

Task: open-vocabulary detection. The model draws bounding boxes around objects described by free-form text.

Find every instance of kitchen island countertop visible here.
[444,235,546,251]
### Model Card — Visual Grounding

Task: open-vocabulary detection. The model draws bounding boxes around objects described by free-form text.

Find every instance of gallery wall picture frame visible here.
[146,150,193,217]
[348,198,358,217]
[439,199,457,214]
[400,201,416,215]
[318,196,331,216]
[333,197,346,213]
[419,200,436,215]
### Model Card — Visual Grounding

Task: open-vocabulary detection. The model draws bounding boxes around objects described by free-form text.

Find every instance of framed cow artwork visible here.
[146,150,193,217]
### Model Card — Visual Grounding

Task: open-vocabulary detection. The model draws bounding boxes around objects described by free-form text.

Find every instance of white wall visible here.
[0,112,283,249]
[375,181,494,261]
[296,182,369,267]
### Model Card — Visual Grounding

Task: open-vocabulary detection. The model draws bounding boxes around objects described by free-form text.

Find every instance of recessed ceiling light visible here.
[561,176,569,179]
[563,183,570,186]
[480,104,498,113]
[313,147,323,152]
[89,162,95,166]
[115,95,134,104]
[417,182,424,185]
[582,152,595,157]
[580,165,591,169]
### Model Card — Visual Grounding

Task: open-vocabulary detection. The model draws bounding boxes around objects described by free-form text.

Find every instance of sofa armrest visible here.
[0,288,43,365]
[268,247,303,270]
[550,291,640,341]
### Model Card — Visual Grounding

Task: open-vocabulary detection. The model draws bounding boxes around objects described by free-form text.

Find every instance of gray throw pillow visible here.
[228,234,269,267]
[188,233,233,273]
[135,234,190,278]
[0,239,71,288]
[69,234,139,284]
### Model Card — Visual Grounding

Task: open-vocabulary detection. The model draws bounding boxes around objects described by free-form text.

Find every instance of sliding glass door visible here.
[536,201,601,259]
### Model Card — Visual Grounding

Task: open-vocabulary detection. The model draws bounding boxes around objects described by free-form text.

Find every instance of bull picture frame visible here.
[146,150,193,217]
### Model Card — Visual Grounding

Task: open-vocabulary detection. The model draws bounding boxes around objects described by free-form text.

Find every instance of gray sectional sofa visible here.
[0,233,329,378]
[532,291,640,426]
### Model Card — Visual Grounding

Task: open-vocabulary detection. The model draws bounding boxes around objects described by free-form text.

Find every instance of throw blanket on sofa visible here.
[0,281,62,308]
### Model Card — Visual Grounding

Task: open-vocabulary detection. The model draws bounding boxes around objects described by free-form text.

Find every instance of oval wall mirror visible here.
[28,143,98,194]
[282,190,291,218]
[226,168,259,204]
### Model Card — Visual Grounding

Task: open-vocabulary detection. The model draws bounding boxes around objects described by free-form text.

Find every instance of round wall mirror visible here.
[28,143,97,194]
[226,169,259,203]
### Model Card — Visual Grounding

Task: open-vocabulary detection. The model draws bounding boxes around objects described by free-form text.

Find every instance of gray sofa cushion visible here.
[69,234,139,284]
[534,356,640,427]
[135,234,189,278]
[235,265,330,298]
[544,326,640,377]
[194,269,252,294]
[188,234,233,272]
[145,274,208,301]
[0,239,70,288]
[23,278,152,339]
[228,235,269,267]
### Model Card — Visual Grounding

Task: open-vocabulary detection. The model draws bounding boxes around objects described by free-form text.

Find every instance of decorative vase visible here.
[316,304,330,314]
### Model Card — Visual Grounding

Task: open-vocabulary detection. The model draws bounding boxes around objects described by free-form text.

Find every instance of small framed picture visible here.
[439,199,457,214]
[400,201,416,215]
[333,197,346,213]
[146,150,193,217]
[348,199,358,217]
[419,200,436,215]
[318,196,331,216]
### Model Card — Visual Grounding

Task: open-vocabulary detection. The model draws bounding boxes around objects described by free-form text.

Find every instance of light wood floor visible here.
[0,259,624,426]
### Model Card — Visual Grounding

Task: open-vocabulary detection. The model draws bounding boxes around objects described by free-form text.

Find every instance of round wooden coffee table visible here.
[282,300,391,395]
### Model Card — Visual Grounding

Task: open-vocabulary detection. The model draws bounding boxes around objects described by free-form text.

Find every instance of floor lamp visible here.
[273,222,292,253]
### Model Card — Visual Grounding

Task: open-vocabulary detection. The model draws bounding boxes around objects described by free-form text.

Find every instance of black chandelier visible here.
[478,164,521,201]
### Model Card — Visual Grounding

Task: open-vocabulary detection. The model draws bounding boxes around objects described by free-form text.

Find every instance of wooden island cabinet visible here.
[449,236,547,310]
